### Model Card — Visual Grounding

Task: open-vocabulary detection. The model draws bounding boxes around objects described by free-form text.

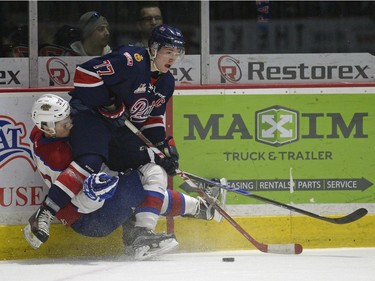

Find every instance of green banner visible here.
[173,93,375,205]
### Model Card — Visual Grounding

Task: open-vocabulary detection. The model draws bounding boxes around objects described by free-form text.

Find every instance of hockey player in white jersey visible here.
[24,94,223,260]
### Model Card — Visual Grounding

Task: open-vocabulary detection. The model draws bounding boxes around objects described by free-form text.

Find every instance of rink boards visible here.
[0,85,374,260]
[1,215,374,260]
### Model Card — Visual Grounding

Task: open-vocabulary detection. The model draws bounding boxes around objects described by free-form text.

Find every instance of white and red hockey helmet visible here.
[31,94,70,131]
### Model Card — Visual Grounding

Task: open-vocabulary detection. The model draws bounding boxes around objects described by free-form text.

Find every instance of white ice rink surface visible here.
[1,248,374,281]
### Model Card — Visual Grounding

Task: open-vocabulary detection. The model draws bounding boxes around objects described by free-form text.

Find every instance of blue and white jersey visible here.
[70,45,175,143]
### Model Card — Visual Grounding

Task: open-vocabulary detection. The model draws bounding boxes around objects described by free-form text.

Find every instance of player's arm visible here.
[70,49,130,109]
[56,171,119,226]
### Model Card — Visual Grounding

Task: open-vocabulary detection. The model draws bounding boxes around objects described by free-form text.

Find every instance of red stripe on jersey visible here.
[142,116,164,127]
[168,190,184,216]
[74,68,102,85]
[56,202,81,226]
[55,162,88,196]
[138,195,164,210]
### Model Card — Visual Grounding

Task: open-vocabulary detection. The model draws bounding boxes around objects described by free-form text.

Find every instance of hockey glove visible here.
[83,172,119,201]
[97,95,129,127]
[155,136,179,176]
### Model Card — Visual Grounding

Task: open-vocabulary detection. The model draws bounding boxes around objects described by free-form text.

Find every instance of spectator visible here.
[54,25,81,50]
[2,25,29,57]
[135,1,163,47]
[38,25,81,56]
[70,11,111,56]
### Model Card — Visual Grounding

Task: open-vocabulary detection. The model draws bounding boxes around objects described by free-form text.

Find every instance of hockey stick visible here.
[183,172,368,225]
[124,119,303,255]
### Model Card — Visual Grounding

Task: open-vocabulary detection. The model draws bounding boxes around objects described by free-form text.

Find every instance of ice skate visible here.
[193,196,215,220]
[23,206,54,249]
[123,222,179,260]
[202,178,228,222]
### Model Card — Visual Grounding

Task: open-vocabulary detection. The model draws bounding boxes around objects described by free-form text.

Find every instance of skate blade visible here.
[142,238,179,260]
[134,245,151,261]
[22,224,43,249]
[128,239,179,261]
[124,244,147,259]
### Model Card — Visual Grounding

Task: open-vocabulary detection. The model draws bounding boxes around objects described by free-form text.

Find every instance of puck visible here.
[222,257,235,262]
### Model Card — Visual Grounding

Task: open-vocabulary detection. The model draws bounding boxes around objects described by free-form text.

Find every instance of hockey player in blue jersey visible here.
[28,25,220,258]
[67,25,185,255]
[69,24,184,174]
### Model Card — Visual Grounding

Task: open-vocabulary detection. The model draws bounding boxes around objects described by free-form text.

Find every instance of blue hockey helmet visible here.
[148,24,185,52]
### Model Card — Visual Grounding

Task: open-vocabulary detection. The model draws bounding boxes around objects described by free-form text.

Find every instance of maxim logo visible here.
[184,105,368,146]
[255,106,299,147]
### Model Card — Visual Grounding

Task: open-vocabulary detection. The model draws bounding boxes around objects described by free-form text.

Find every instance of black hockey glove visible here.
[97,95,129,127]
[155,136,179,176]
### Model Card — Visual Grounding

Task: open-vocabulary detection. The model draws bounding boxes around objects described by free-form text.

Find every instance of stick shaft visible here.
[184,172,368,225]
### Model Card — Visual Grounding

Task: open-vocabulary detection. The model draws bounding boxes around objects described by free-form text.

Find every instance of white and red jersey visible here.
[30,126,101,226]
[30,127,199,227]
[30,126,73,188]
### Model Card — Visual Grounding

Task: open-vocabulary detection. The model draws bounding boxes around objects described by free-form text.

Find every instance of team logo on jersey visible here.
[0,116,37,171]
[134,83,147,94]
[134,53,143,62]
[124,52,133,66]
[130,97,166,123]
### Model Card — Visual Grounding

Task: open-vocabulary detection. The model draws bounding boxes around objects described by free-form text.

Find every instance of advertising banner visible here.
[38,56,88,87]
[211,53,375,84]
[0,53,373,88]
[0,58,29,88]
[0,92,70,224]
[173,90,375,208]
[1,88,374,224]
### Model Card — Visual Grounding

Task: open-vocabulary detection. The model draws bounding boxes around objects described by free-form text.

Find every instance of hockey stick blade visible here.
[184,172,368,225]
[323,207,368,224]
[205,193,303,255]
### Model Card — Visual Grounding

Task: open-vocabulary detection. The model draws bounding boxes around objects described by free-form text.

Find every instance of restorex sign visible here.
[211,53,374,84]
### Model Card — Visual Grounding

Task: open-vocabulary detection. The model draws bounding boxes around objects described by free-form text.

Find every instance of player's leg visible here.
[24,113,111,248]
[122,163,179,259]
[160,181,225,220]
[160,189,213,220]
[70,170,146,237]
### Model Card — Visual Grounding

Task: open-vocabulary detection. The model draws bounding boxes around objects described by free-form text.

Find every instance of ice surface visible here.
[1,248,374,281]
